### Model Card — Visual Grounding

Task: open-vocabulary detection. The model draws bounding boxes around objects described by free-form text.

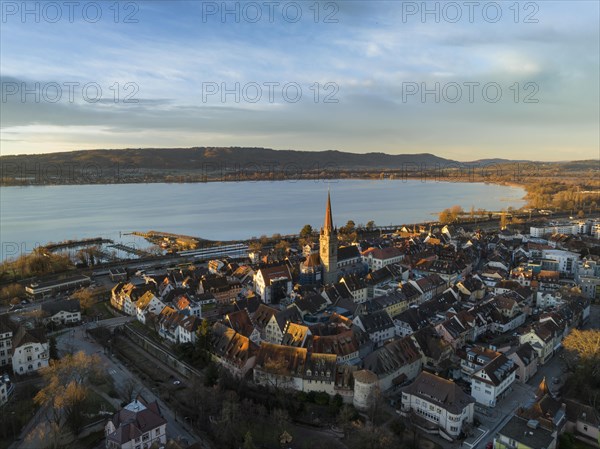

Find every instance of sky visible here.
[0,0,599,161]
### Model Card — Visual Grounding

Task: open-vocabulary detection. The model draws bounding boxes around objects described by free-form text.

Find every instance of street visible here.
[12,317,207,449]
[56,319,201,445]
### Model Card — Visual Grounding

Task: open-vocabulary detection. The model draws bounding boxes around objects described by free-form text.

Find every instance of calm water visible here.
[0,180,525,261]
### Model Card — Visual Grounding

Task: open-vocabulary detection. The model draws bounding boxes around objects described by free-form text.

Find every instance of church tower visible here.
[320,191,339,285]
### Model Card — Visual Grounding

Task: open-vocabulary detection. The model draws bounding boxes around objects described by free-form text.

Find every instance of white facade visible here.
[46,309,81,325]
[12,341,49,375]
[541,249,580,274]
[136,296,165,324]
[0,329,12,368]
[401,373,475,440]
[253,270,292,304]
[470,366,516,407]
[536,292,564,309]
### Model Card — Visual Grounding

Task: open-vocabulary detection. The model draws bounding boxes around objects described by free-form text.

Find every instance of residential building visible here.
[564,399,600,448]
[505,343,539,383]
[469,350,517,407]
[25,275,91,299]
[353,310,395,346]
[0,316,14,368]
[105,397,167,449]
[135,292,166,325]
[400,371,475,441]
[41,299,81,325]
[362,246,404,270]
[11,326,49,375]
[254,265,293,304]
[211,322,257,378]
[519,324,555,365]
[494,415,558,449]
[362,336,422,392]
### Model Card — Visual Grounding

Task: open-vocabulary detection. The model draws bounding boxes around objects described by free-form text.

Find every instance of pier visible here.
[107,243,151,258]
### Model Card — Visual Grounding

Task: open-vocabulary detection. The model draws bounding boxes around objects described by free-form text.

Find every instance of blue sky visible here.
[1,0,598,160]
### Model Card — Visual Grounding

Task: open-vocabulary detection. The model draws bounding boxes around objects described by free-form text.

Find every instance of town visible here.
[1,193,599,449]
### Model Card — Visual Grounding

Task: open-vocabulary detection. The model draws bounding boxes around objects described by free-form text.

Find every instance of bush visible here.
[331,394,343,408]
[390,418,405,437]
[314,392,330,406]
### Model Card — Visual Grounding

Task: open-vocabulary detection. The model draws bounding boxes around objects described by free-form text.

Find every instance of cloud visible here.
[0,1,598,160]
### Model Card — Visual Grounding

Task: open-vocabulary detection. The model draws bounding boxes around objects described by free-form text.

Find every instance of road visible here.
[58,319,201,443]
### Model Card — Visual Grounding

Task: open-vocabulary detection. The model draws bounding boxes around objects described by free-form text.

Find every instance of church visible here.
[299,192,366,286]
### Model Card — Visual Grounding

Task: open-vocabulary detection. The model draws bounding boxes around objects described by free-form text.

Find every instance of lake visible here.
[0,180,526,261]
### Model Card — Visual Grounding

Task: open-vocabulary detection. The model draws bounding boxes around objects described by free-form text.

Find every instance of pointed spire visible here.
[324,190,334,231]
[536,376,549,398]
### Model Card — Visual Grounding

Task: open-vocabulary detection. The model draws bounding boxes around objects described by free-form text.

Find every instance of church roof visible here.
[324,191,334,231]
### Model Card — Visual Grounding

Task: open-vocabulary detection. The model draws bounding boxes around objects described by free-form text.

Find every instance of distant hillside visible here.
[0,147,455,170]
[0,147,596,185]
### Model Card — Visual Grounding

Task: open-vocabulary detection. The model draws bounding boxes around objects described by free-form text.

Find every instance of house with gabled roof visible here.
[259,306,302,345]
[564,398,600,448]
[104,396,167,449]
[292,293,329,318]
[340,274,368,303]
[41,299,81,325]
[225,309,261,344]
[456,274,486,302]
[518,323,556,365]
[11,326,48,375]
[394,307,430,338]
[435,311,476,350]
[504,343,539,383]
[135,291,166,325]
[373,290,408,318]
[362,335,422,392]
[211,322,257,378]
[156,306,179,342]
[172,293,202,318]
[362,246,404,270]
[281,322,311,348]
[411,325,453,373]
[307,329,361,365]
[468,349,517,407]
[253,342,307,390]
[177,315,201,344]
[254,265,293,304]
[353,310,395,347]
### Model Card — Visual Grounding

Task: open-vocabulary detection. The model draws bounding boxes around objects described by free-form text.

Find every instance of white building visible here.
[0,374,14,406]
[135,292,166,324]
[105,398,167,449]
[41,299,81,325]
[536,292,565,309]
[400,371,475,441]
[0,316,14,369]
[575,259,600,300]
[11,327,49,375]
[541,249,580,274]
[362,247,404,270]
[469,352,517,407]
[253,265,293,304]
